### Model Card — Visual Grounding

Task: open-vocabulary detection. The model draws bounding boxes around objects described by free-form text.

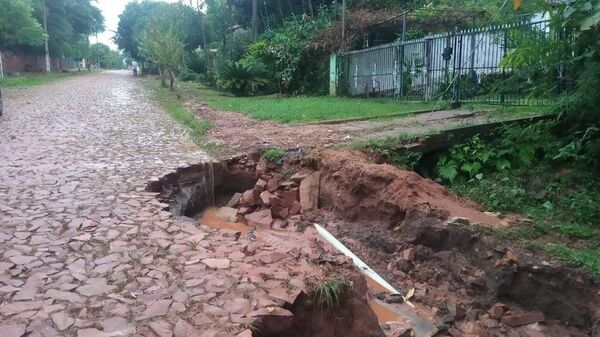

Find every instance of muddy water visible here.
[370,300,400,323]
[200,208,248,235]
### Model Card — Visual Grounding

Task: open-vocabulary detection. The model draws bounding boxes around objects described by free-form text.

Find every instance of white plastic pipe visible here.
[314,223,401,294]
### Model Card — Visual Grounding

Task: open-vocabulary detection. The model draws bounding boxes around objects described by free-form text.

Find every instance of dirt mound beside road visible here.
[318,150,501,226]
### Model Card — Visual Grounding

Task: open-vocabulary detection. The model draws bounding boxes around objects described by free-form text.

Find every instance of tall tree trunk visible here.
[252,0,258,41]
[307,0,314,16]
[169,70,176,91]
[277,0,284,20]
[160,68,167,88]
[0,50,4,78]
[286,0,293,15]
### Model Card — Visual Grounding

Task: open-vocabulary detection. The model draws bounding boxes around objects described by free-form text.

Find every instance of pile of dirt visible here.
[318,150,502,226]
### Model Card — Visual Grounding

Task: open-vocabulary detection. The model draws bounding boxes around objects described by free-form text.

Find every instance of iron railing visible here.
[336,20,566,106]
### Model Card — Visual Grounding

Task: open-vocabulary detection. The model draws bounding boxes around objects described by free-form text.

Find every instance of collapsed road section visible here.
[148,149,599,337]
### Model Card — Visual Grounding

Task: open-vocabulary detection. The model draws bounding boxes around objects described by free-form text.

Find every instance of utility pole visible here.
[96,33,100,68]
[252,0,258,41]
[341,0,347,42]
[42,0,51,73]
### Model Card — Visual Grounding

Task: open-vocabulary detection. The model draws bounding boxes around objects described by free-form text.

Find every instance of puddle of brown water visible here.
[369,299,400,323]
[200,208,248,235]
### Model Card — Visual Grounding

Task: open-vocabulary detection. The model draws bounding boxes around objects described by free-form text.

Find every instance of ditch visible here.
[147,148,599,337]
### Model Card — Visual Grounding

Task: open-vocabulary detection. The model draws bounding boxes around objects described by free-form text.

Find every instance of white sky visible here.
[94,0,180,50]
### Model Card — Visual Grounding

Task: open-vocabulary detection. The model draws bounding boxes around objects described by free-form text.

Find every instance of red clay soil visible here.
[318,150,502,226]
[195,103,345,157]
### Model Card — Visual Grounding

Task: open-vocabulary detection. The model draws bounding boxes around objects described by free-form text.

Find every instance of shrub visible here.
[263,148,286,162]
[217,61,269,96]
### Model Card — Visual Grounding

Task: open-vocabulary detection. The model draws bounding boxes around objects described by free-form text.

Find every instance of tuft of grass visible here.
[0,71,96,88]
[146,80,216,154]
[311,275,350,313]
[185,83,446,124]
[263,148,286,162]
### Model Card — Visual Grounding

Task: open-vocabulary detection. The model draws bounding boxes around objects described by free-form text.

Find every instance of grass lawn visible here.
[183,82,448,124]
[0,71,95,88]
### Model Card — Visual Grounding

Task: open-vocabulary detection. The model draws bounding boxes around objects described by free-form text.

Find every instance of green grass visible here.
[451,165,600,276]
[0,71,95,88]
[311,275,350,313]
[146,80,215,153]
[185,83,446,124]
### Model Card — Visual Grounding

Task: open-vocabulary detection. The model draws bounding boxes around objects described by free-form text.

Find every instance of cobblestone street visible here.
[0,71,329,337]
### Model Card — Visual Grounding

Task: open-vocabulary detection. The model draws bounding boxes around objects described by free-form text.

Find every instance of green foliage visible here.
[0,0,45,49]
[311,275,350,313]
[33,0,104,57]
[244,12,333,94]
[217,61,269,96]
[263,148,286,162]
[436,121,561,183]
[115,2,203,60]
[89,43,124,69]
[356,138,423,170]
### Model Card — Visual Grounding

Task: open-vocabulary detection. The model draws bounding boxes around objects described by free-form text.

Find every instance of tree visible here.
[29,0,104,58]
[139,18,185,90]
[89,43,124,69]
[0,0,46,77]
[115,1,203,60]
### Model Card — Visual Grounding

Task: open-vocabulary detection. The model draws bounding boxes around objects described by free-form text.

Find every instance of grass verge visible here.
[0,71,96,88]
[451,164,600,276]
[182,82,447,124]
[145,80,215,154]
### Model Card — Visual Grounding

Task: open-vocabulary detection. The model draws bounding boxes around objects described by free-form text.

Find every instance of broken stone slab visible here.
[248,307,294,334]
[51,311,74,331]
[259,191,276,206]
[173,319,201,337]
[76,328,112,337]
[244,209,273,230]
[148,320,173,337]
[100,316,135,335]
[215,207,238,222]
[255,179,267,193]
[240,190,259,207]
[447,217,470,226]
[290,172,310,183]
[299,172,320,211]
[46,287,87,303]
[201,258,231,269]
[0,324,26,337]
[270,204,289,220]
[266,178,279,193]
[501,311,545,327]
[136,299,172,320]
[77,278,113,297]
[226,193,243,208]
[279,189,299,208]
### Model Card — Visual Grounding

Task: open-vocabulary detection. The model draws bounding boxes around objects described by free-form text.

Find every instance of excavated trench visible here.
[148,150,599,337]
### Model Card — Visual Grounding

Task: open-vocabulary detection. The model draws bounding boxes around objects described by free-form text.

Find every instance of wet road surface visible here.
[0,71,323,337]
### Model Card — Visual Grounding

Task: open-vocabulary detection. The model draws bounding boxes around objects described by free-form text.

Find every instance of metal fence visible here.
[335,20,565,105]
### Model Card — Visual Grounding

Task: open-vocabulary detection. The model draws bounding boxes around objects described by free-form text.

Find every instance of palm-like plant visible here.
[219,61,269,96]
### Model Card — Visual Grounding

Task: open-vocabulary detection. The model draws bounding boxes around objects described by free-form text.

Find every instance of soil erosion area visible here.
[150,149,600,337]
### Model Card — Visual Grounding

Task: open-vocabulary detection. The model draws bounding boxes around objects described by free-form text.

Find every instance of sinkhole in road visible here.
[147,150,599,337]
